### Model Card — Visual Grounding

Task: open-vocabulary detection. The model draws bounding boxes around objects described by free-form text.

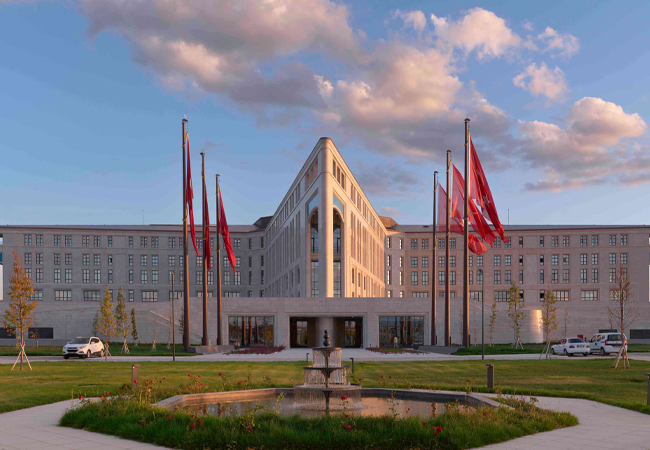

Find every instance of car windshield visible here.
[607,334,622,341]
[68,338,89,344]
[568,338,585,343]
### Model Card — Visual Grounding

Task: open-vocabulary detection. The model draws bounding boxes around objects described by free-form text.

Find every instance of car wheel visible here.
[584,353,589,357]
[100,349,105,357]
[600,348,606,356]
[63,355,69,360]
[564,349,569,357]
[551,348,556,355]
[85,350,92,359]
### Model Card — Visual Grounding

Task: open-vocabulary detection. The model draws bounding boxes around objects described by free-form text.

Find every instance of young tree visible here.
[98,285,116,361]
[115,287,130,354]
[506,281,526,349]
[488,302,497,346]
[539,289,558,359]
[608,263,640,335]
[130,308,139,347]
[92,311,100,337]
[3,251,36,371]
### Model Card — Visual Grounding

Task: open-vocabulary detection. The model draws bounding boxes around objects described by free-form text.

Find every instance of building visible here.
[2,138,650,347]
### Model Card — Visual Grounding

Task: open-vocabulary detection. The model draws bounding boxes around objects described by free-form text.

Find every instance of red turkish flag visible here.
[203,178,211,270]
[186,135,199,257]
[452,164,496,246]
[438,186,487,255]
[218,189,237,273]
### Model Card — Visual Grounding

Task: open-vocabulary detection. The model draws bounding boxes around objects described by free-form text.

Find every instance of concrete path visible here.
[0,400,170,450]
[2,347,649,363]
[475,395,650,450]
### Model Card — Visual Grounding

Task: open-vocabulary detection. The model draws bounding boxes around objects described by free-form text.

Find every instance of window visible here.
[93,236,100,247]
[494,270,501,285]
[399,238,403,249]
[129,255,133,266]
[591,268,598,283]
[53,235,61,246]
[609,268,616,283]
[591,253,599,265]
[518,237,523,248]
[469,271,474,285]
[581,290,598,301]
[235,257,241,269]
[551,269,558,284]
[140,237,148,248]
[411,271,418,285]
[223,271,231,285]
[609,253,616,265]
[399,271,404,286]
[553,290,569,301]
[54,269,61,283]
[504,238,511,248]
[83,269,90,284]
[438,257,445,267]
[494,238,501,248]
[470,291,483,302]
[494,291,509,302]
[621,253,628,264]
[505,255,511,266]
[196,256,203,268]
[591,235,598,246]
[234,238,241,249]
[129,270,133,284]
[438,271,445,285]
[505,270,511,284]
[168,237,175,249]
[551,236,558,247]
[35,268,42,283]
[620,235,628,246]
[580,269,587,284]
[518,255,523,266]
[450,256,456,267]
[151,255,158,267]
[450,238,456,249]
[151,237,158,248]
[421,256,428,268]
[83,290,101,302]
[234,272,241,286]
[141,255,148,266]
[539,269,544,284]
[477,256,483,267]
[35,235,43,246]
[196,271,203,284]
[422,271,429,286]
[24,235,32,246]
[563,254,570,265]
[129,237,134,247]
[450,271,456,285]
[151,270,158,285]
[63,254,71,265]
[82,236,89,247]
[54,290,71,301]
[580,235,587,246]
[142,291,158,302]
[411,239,417,250]
[539,255,544,266]
[477,270,483,285]
[94,269,101,284]
[563,269,570,284]
[24,253,32,265]
[261,255,265,266]
[65,268,72,283]
[260,237,265,248]
[609,234,616,246]
[539,236,544,247]
[519,270,524,284]
[551,254,558,266]
[469,256,473,267]
[141,270,148,284]
[494,256,501,266]
[65,235,72,246]
[422,239,429,249]
[438,238,445,249]
[386,237,391,248]
[411,257,418,268]
[168,256,175,267]
[92,254,99,266]
[580,254,587,265]
[107,255,113,266]
[563,236,570,247]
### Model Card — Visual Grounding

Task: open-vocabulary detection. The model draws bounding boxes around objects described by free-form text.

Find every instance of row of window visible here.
[21,234,259,250]
[386,289,607,302]
[539,234,628,248]
[29,289,253,302]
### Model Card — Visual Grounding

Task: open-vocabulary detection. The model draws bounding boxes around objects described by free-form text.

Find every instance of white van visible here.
[588,333,625,355]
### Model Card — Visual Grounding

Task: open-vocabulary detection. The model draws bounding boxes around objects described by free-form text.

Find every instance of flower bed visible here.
[227,346,286,355]
[366,347,424,354]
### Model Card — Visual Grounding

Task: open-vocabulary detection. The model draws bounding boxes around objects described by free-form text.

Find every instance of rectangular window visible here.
[142,291,158,302]
[551,269,558,284]
[438,238,445,249]
[83,290,101,302]
[438,271,445,285]
[65,235,72,246]
[399,238,403,249]
[36,253,43,265]
[411,239,417,250]
[54,269,61,283]
[94,254,100,266]
[551,254,558,265]
[141,270,147,284]
[504,255,511,266]
[94,269,101,284]
[129,270,133,284]
[53,235,61,246]
[450,271,456,285]
[260,237,264,248]
[196,255,203,268]
[494,291,509,302]
[411,257,418,268]
[470,291,483,302]
[82,236,89,247]
[141,237,148,248]
[580,235,587,246]
[620,235,628,246]
[553,290,569,301]
[581,290,598,301]
[54,290,71,301]
[539,236,544,247]
[196,271,203,284]
[494,256,501,266]
[609,253,616,265]
[519,255,523,266]
[563,254,570,265]
[35,268,42,283]
[168,237,175,249]
[129,237,134,247]
[24,253,32,265]
[422,271,429,286]
[235,257,241,269]
[591,235,598,246]
[494,270,501,285]
[421,256,428,268]
[24,234,32,246]
[591,268,598,283]
[82,269,89,284]
[551,236,558,247]
[450,238,456,249]
[411,271,418,285]
[234,272,241,286]
[469,256,473,267]
[438,256,445,268]
[621,253,628,264]
[168,256,175,267]
[563,269,570,284]
[64,268,71,283]
[141,255,148,266]
[151,270,158,285]
[35,235,43,246]
[234,238,241,249]
[609,268,616,283]
[505,269,511,284]
[505,238,511,248]
[94,236,101,247]
[386,237,392,249]
[494,238,501,248]
[518,237,523,248]
[151,237,158,248]
[609,235,616,246]
[519,270,524,284]
[150,255,158,267]
[129,254,133,266]
[580,268,587,284]
[591,253,599,265]
[477,256,483,267]
[469,270,473,285]
[107,255,113,266]
[422,239,429,250]
[477,270,484,285]
[539,269,544,284]
[563,236,570,247]
[580,254,587,265]
[261,255,265,266]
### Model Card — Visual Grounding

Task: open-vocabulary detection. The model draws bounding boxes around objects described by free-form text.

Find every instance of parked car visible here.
[62,336,104,359]
[551,337,589,356]
[588,333,625,356]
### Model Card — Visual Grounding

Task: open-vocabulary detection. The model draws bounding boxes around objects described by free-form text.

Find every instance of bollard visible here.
[306,352,309,363]
[132,364,140,387]
[486,364,494,389]
[350,357,355,375]
[645,373,650,406]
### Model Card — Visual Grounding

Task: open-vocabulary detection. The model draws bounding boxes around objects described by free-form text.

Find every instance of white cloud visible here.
[513,62,568,103]
[537,27,580,59]
[394,9,427,32]
[518,97,647,191]
[352,163,421,197]
[522,21,534,31]
[430,7,521,59]
[380,206,403,217]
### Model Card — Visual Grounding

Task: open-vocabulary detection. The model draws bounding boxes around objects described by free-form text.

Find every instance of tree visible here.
[92,311,100,337]
[98,285,116,361]
[488,302,497,346]
[28,314,40,348]
[130,308,139,347]
[506,281,526,349]
[115,287,130,354]
[608,264,640,335]
[539,289,558,359]
[3,251,36,371]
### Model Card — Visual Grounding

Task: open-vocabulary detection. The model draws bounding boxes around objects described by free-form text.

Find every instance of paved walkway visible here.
[2,348,649,363]
[474,395,650,450]
[1,394,649,449]
[0,399,170,450]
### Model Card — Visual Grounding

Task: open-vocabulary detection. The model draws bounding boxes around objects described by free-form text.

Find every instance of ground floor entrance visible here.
[335,317,363,348]
[289,316,364,348]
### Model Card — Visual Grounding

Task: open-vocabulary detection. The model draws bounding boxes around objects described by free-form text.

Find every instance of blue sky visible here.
[0,0,649,226]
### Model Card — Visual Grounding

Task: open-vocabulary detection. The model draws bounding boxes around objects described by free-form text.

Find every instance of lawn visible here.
[2,358,650,415]
[454,343,650,355]
[0,343,196,357]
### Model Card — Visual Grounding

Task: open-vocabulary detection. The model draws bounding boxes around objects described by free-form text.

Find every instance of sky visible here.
[0,0,649,227]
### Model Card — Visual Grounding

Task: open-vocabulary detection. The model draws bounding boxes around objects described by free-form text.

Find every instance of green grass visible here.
[60,396,577,450]
[2,359,650,415]
[454,343,650,355]
[0,343,196,357]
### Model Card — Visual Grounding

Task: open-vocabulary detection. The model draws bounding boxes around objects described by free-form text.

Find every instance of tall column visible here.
[318,143,334,297]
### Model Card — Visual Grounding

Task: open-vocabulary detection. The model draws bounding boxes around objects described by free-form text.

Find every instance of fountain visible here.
[293,330,361,411]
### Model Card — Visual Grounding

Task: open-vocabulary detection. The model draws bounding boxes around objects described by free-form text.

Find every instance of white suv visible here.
[63,337,105,359]
[588,333,625,356]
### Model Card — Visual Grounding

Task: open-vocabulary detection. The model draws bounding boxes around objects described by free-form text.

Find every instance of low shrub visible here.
[227,346,286,355]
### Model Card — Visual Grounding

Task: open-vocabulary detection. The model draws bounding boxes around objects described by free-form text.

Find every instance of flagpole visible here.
[201,152,209,346]
[463,118,470,348]
[432,171,438,346]
[182,118,190,349]
[216,174,223,346]
[445,150,451,347]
